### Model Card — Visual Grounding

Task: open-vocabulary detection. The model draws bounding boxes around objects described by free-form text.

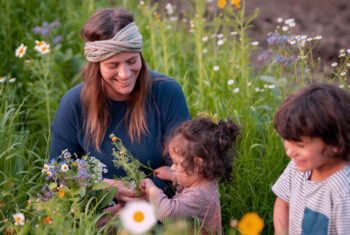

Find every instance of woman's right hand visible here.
[103,178,145,203]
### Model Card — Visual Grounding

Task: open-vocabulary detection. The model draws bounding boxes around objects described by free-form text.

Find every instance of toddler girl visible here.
[140,118,240,234]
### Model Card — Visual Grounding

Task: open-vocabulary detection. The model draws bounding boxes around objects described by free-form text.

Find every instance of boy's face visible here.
[284,136,340,177]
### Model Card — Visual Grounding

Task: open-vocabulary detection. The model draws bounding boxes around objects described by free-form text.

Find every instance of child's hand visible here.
[154,166,175,182]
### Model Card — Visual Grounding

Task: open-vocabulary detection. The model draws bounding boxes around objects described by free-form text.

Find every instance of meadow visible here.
[0,0,349,234]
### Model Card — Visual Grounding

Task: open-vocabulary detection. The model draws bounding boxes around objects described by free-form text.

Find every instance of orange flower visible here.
[111,136,117,142]
[237,212,264,235]
[153,12,160,19]
[231,0,241,9]
[28,200,32,205]
[58,188,65,198]
[42,216,52,224]
[218,0,227,8]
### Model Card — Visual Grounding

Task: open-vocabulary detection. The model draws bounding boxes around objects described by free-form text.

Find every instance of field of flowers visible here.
[0,0,349,234]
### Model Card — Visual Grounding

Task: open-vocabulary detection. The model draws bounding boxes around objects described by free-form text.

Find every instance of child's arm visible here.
[273,197,289,235]
[154,166,175,182]
[334,196,350,234]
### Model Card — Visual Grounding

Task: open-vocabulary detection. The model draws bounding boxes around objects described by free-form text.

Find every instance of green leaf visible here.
[91,181,109,191]
[79,187,86,197]
[259,75,276,84]
[49,182,58,190]
[98,186,118,210]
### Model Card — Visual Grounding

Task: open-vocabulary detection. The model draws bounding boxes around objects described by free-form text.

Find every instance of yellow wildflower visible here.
[58,188,65,198]
[231,0,241,9]
[218,0,227,8]
[237,212,264,235]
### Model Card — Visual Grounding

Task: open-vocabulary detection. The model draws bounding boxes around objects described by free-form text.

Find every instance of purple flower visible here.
[53,35,63,45]
[32,20,60,36]
[38,185,54,202]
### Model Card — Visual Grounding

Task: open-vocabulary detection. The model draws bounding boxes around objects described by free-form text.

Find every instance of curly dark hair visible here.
[274,82,350,161]
[163,118,241,182]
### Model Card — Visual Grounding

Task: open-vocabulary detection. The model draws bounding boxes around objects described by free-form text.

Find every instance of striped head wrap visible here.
[84,22,143,62]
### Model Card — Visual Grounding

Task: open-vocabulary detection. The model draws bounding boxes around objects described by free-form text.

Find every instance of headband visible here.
[84,22,143,62]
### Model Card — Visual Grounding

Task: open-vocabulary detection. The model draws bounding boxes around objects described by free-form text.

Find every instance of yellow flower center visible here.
[42,46,47,52]
[133,211,145,223]
[19,48,24,54]
[16,217,21,222]
[58,189,65,197]
[37,41,44,47]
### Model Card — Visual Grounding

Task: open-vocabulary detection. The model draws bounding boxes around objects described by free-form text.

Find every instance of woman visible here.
[49,8,191,207]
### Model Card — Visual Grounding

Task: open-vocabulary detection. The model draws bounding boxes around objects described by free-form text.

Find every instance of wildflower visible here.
[340,49,345,53]
[165,3,174,15]
[34,40,46,51]
[247,82,252,86]
[251,41,259,46]
[217,33,224,39]
[217,39,224,46]
[314,35,322,40]
[111,136,117,142]
[233,88,239,93]
[202,36,208,42]
[33,20,60,36]
[230,219,238,228]
[15,44,27,58]
[61,163,69,172]
[169,16,178,22]
[25,60,31,64]
[121,201,157,234]
[282,26,289,32]
[339,84,344,88]
[9,78,16,83]
[340,72,347,76]
[231,0,241,9]
[237,212,264,235]
[58,188,65,197]
[227,79,234,85]
[52,35,63,45]
[38,44,50,54]
[71,209,75,213]
[307,37,313,42]
[268,84,275,89]
[276,17,283,23]
[35,224,39,228]
[339,52,346,57]
[203,48,208,53]
[250,106,256,111]
[331,62,338,67]
[43,216,52,224]
[230,31,238,36]
[348,49,350,54]
[207,0,213,2]
[213,65,219,71]
[13,213,25,226]
[28,200,32,205]
[153,12,159,19]
[0,77,6,83]
[217,0,227,8]
[289,39,296,45]
[255,88,260,92]
[347,63,350,67]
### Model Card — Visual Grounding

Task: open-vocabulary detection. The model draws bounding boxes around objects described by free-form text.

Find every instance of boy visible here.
[272,83,350,234]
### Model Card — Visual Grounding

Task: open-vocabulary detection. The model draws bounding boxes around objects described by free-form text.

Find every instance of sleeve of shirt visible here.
[272,160,296,203]
[334,194,350,234]
[49,86,84,161]
[150,187,207,222]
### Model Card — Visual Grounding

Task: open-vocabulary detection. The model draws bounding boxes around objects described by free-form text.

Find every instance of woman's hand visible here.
[153,166,175,182]
[139,178,157,194]
[103,178,145,203]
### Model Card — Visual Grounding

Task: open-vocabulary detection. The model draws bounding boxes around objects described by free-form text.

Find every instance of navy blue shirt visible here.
[50,71,191,188]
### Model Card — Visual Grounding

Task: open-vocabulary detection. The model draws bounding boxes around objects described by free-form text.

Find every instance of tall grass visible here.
[0,0,349,234]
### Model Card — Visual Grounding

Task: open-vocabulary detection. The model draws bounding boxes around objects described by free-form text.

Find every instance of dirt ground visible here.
[153,0,350,63]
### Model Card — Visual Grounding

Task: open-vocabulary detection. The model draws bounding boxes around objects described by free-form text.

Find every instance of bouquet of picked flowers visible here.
[39,149,117,211]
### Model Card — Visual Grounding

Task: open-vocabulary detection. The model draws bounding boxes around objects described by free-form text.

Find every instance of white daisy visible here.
[13,213,25,226]
[169,16,178,22]
[282,26,289,32]
[213,65,219,71]
[9,78,16,83]
[165,3,174,15]
[121,200,157,234]
[38,44,50,54]
[61,163,69,172]
[331,62,338,67]
[217,39,224,46]
[217,33,224,39]
[340,72,347,76]
[276,17,283,23]
[15,44,27,58]
[227,79,234,85]
[251,41,259,46]
[0,77,6,83]
[34,40,47,52]
[203,48,208,54]
[230,31,238,36]
[339,84,344,88]
[202,36,208,42]
[233,88,239,93]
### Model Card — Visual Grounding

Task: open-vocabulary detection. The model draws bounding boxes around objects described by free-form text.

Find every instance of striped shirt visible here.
[272,160,350,235]
[150,180,222,234]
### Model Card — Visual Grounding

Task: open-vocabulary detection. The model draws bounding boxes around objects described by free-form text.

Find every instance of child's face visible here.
[284,136,340,176]
[168,138,205,189]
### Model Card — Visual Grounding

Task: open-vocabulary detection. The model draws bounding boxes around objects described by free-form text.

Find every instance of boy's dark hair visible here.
[274,82,350,160]
[164,118,241,182]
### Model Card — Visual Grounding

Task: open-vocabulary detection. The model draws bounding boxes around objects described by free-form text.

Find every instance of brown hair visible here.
[164,118,241,182]
[274,82,350,160]
[80,8,151,150]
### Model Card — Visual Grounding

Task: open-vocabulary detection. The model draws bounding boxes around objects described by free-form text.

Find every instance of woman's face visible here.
[99,52,142,101]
